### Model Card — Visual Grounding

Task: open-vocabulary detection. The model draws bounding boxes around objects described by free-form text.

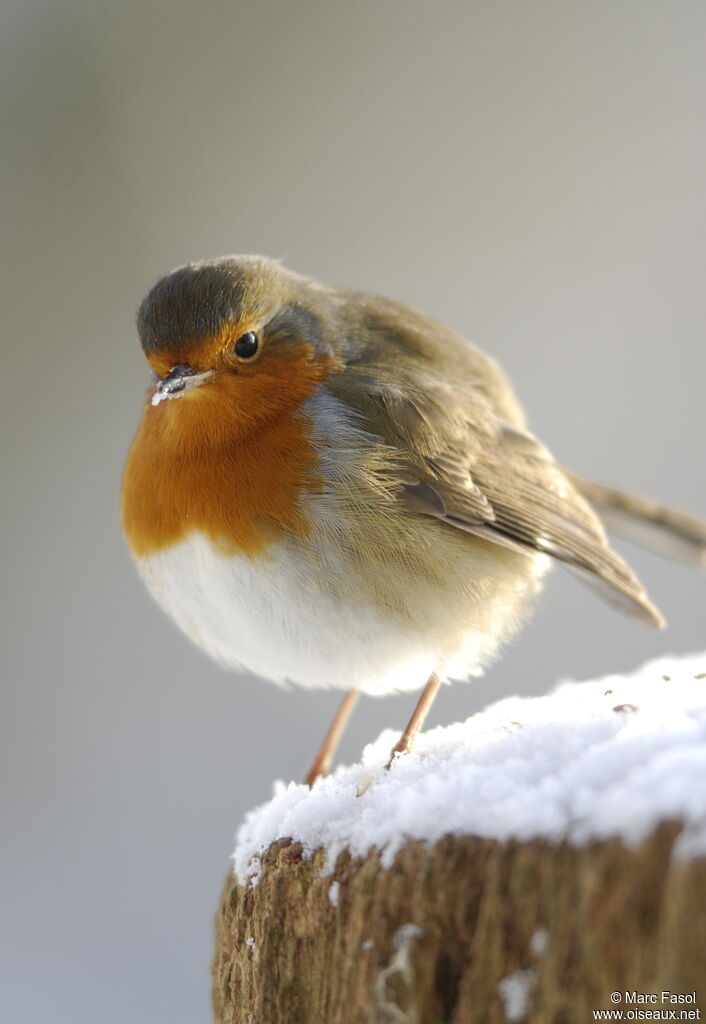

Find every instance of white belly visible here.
[136,532,446,694]
[135,524,548,696]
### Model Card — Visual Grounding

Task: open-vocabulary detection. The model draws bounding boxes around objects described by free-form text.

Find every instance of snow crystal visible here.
[391,923,424,951]
[371,922,423,1013]
[233,653,706,884]
[529,927,548,957]
[498,968,535,1021]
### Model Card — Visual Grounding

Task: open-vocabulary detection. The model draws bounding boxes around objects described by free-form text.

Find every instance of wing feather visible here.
[326,365,664,628]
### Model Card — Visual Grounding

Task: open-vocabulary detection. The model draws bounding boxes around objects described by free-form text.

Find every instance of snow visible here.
[529,927,548,958]
[497,926,548,1020]
[328,880,340,907]
[391,923,424,950]
[233,653,706,884]
[371,923,424,1013]
[498,969,535,1022]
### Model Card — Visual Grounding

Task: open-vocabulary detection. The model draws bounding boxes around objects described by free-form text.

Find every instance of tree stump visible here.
[212,823,706,1023]
[213,657,706,1021]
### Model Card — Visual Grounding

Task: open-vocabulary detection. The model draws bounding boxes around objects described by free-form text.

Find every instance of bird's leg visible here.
[386,672,442,769]
[304,688,360,787]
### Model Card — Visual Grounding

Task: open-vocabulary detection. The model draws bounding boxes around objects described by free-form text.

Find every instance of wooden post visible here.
[212,822,705,1023]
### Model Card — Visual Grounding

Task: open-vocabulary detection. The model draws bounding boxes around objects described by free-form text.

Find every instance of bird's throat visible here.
[121,347,333,559]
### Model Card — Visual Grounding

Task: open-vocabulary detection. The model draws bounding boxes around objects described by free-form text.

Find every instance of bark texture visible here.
[213,823,705,1023]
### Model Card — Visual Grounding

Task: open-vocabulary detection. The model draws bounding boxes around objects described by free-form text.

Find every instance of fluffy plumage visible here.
[122,255,704,699]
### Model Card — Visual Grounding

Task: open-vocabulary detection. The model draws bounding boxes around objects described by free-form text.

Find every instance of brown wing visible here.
[326,363,664,628]
[564,470,706,568]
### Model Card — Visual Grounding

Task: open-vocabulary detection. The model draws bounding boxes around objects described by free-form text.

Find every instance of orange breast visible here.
[121,345,334,559]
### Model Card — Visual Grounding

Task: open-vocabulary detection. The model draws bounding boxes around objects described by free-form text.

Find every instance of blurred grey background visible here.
[2,1,704,1021]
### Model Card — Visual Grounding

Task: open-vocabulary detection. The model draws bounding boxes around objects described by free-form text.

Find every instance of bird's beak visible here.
[151,364,215,406]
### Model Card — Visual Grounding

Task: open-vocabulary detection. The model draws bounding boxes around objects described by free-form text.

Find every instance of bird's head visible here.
[136,255,339,441]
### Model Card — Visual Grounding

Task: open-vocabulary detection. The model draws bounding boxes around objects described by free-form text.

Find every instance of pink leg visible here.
[387,672,442,768]
[304,689,360,787]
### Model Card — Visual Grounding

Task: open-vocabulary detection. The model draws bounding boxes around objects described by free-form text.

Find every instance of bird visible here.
[121,255,706,785]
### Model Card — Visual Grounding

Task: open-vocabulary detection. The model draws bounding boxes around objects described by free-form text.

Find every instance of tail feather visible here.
[564,471,706,569]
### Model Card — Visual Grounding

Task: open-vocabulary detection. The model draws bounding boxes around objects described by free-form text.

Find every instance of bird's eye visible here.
[233,331,259,360]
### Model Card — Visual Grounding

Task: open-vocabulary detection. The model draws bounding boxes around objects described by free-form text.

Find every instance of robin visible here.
[121,256,706,785]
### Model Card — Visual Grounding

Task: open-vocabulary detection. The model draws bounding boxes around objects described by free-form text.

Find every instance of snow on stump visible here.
[213,655,706,1023]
